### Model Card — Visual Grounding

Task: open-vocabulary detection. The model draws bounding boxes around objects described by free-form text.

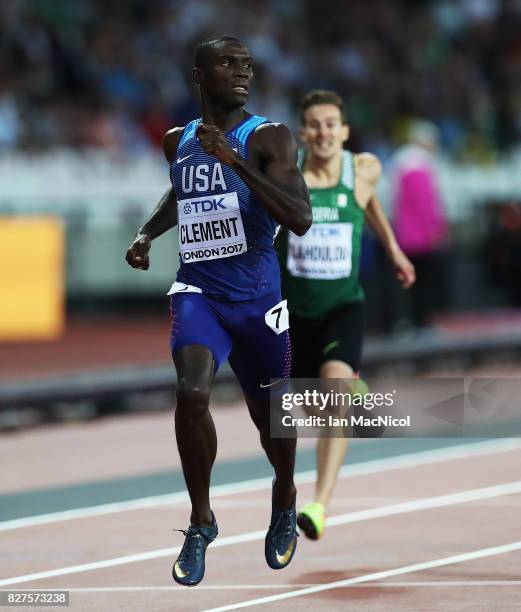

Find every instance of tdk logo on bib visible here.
[312,226,341,238]
[183,198,226,215]
[178,191,247,263]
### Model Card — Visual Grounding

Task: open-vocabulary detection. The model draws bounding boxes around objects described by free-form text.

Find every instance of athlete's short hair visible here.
[194,36,244,68]
[299,90,347,125]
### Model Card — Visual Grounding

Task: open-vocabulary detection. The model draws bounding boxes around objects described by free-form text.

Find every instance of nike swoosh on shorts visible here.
[259,379,283,389]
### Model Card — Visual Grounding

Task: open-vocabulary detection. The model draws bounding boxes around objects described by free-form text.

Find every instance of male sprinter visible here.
[126,37,311,586]
[277,90,415,540]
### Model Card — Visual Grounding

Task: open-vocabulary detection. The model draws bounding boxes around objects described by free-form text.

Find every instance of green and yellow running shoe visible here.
[297,502,325,540]
[343,376,369,398]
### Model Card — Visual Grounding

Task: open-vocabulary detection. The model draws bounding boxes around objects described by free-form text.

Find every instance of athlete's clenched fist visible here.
[125,233,151,270]
[196,123,239,166]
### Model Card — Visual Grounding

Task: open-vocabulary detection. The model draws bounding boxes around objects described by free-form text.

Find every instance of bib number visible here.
[178,191,247,263]
[265,299,289,335]
[287,223,353,280]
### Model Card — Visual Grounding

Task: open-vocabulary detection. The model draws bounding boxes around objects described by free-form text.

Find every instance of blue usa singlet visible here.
[170,114,280,301]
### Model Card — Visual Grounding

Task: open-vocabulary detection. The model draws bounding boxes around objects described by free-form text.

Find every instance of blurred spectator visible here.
[390,119,450,327]
[1,0,521,157]
[0,82,22,149]
[485,201,521,306]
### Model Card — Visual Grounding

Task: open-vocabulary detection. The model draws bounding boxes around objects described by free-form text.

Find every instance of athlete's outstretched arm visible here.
[196,123,312,236]
[365,195,416,289]
[125,129,182,270]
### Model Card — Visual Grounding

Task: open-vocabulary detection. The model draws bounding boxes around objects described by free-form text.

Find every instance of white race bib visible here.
[265,299,290,335]
[287,223,353,280]
[178,191,247,263]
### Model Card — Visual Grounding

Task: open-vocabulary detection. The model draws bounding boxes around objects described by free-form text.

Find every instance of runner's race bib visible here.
[287,223,353,280]
[178,191,247,263]
[265,299,290,335]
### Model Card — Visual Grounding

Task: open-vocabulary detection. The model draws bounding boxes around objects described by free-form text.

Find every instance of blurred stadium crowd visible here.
[2,0,521,430]
[2,0,521,161]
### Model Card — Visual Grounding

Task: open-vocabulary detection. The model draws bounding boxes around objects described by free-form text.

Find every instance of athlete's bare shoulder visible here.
[163,127,185,163]
[248,122,297,163]
[252,122,294,146]
[354,152,382,185]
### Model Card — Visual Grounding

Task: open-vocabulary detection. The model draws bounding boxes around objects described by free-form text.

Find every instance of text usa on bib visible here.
[287,223,353,280]
[178,191,247,263]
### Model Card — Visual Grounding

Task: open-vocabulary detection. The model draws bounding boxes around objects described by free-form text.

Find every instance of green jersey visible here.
[277,150,365,318]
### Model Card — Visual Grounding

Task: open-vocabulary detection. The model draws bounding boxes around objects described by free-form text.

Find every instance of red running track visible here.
[1,436,520,611]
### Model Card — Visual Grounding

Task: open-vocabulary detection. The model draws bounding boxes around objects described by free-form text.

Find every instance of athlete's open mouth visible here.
[233,86,248,94]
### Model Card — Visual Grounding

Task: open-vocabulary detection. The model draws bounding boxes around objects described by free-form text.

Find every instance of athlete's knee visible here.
[176,378,211,420]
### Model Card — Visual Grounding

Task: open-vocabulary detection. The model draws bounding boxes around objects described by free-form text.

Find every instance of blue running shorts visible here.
[170,289,291,399]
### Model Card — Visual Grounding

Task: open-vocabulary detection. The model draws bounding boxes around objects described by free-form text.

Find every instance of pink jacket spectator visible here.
[392,145,448,255]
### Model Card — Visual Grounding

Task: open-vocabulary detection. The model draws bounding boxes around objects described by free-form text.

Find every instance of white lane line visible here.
[2,438,521,532]
[326,480,521,528]
[0,585,322,592]
[1,479,520,587]
[345,580,521,587]
[0,530,262,587]
[203,541,521,612]
[2,581,520,593]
